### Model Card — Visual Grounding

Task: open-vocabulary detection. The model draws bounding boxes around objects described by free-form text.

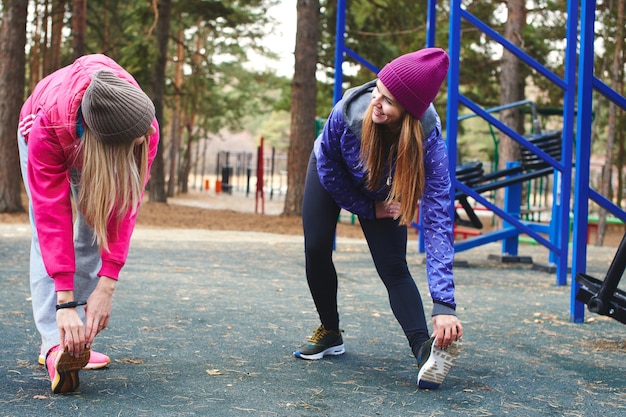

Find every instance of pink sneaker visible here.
[45,345,90,394]
[40,347,110,370]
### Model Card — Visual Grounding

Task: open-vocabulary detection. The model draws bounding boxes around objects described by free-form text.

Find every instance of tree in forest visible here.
[283,0,320,216]
[167,23,185,198]
[48,0,65,73]
[18,0,282,203]
[595,0,624,245]
[497,0,526,170]
[163,0,278,197]
[24,1,66,92]
[490,0,527,225]
[71,0,87,60]
[0,0,28,213]
[148,0,172,203]
[257,110,291,152]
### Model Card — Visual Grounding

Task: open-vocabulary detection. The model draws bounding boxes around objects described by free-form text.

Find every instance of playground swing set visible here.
[333,0,626,324]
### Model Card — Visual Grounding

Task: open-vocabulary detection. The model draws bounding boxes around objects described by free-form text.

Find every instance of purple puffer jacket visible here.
[313,80,456,314]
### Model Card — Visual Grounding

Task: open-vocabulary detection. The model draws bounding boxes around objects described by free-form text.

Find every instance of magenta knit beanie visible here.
[377,48,450,120]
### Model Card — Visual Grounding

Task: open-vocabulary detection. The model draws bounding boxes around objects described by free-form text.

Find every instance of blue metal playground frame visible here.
[332,0,626,322]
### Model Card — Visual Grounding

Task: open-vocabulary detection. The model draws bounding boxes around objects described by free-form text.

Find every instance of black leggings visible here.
[302,152,430,356]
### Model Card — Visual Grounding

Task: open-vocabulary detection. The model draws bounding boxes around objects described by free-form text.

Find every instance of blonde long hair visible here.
[360,105,425,225]
[75,129,150,251]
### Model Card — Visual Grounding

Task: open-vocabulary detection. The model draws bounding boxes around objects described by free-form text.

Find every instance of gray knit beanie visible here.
[82,70,155,144]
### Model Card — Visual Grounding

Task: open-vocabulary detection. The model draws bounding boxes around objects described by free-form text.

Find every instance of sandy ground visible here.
[138,190,367,239]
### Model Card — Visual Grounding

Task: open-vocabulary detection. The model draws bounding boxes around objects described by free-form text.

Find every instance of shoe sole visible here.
[417,342,460,389]
[51,349,91,394]
[293,344,345,360]
[39,354,110,370]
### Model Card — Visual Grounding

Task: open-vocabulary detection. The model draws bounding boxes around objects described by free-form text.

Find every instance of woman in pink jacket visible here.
[17,54,159,394]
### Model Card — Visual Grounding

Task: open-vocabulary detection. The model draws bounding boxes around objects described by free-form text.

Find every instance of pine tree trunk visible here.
[495,0,526,225]
[72,0,87,59]
[28,3,42,89]
[179,127,193,194]
[148,0,172,203]
[0,0,28,213]
[167,26,185,197]
[48,0,66,73]
[284,0,320,216]
[596,0,624,246]
[498,0,526,168]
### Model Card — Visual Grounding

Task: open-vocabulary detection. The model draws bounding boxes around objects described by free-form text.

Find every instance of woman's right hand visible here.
[84,276,116,348]
[56,307,86,357]
[375,200,400,219]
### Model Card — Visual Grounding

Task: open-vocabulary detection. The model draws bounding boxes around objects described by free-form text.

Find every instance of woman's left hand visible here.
[84,276,116,347]
[432,314,463,348]
[375,200,400,219]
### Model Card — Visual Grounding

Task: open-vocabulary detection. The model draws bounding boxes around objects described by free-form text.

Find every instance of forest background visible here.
[0,0,624,246]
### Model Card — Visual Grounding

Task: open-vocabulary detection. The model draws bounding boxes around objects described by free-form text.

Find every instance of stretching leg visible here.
[302,152,342,331]
[360,217,430,357]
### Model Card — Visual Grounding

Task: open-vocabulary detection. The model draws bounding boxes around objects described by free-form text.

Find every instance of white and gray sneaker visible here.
[416,337,461,389]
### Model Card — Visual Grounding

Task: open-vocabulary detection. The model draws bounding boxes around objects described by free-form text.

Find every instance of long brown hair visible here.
[75,129,150,251]
[360,104,425,225]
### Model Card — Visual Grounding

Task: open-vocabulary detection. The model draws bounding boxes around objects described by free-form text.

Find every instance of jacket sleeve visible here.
[420,130,457,313]
[27,113,77,292]
[314,104,376,219]
[98,119,160,279]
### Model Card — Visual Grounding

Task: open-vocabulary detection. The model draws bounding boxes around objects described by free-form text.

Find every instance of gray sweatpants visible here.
[18,132,101,357]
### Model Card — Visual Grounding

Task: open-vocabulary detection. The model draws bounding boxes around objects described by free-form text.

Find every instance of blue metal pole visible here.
[417,0,445,253]
[502,162,522,255]
[552,0,578,286]
[426,0,437,47]
[333,0,347,105]
[443,0,462,254]
[571,0,596,323]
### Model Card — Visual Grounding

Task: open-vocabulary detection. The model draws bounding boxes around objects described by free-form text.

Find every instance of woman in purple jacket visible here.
[294,48,463,389]
[18,54,159,394]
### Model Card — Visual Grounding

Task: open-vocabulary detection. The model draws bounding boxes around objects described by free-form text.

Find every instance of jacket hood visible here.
[341,80,376,139]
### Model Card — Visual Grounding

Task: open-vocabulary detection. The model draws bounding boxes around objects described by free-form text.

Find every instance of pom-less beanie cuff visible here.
[377,48,450,120]
[81,70,155,144]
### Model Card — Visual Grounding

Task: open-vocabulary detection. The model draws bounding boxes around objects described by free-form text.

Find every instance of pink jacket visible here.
[18,54,160,292]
